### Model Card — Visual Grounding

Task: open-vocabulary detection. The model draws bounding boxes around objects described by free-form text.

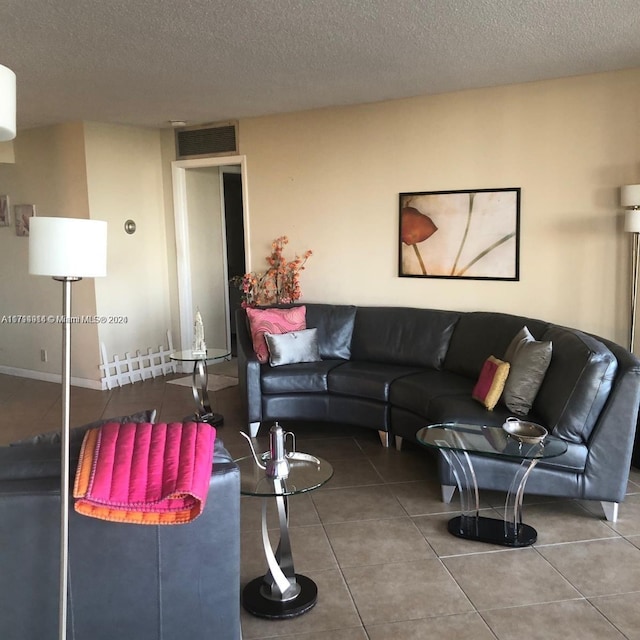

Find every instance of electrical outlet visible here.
[41,349,47,362]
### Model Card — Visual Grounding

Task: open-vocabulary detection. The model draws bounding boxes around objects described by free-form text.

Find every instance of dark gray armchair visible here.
[0,437,241,639]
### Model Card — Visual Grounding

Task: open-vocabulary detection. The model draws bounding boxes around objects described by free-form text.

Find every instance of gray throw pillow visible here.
[10,409,157,447]
[264,328,321,367]
[502,327,552,415]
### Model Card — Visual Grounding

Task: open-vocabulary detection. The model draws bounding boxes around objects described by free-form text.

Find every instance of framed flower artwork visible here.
[398,188,520,280]
[14,203,35,237]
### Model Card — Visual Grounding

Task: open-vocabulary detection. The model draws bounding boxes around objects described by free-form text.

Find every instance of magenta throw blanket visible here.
[74,421,216,525]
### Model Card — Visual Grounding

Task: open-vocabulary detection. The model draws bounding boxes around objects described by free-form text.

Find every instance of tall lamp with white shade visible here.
[621,184,640,353]
[0,63,16,141]
[29,217,107,640]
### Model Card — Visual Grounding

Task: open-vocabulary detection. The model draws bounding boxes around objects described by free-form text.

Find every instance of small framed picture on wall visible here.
[14,204,36,237]
[0,195,9,226]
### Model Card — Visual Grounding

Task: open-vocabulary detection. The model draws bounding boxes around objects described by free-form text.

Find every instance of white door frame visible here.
[171,154,251,352]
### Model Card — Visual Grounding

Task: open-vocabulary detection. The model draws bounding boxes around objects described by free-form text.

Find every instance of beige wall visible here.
[239,69,640,347]
[0,123,175,385]
[0,141,14,163]
[84,122,172,363]
[0,123,101,381]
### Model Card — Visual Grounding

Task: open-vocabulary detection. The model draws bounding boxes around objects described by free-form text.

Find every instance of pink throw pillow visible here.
[246,306,307,363]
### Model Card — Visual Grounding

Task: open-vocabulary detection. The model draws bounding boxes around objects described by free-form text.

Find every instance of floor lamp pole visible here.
[28,216,107,640]
[622,187,640,352]
[631,233,639,354]
[57,276,78,640]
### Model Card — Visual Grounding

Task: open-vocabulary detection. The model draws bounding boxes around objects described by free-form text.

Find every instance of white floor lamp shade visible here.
[0,63,16,142]
[621,184,640,210]
[29,217,107,640]
[29,217,107,278]
[624,208,640,234]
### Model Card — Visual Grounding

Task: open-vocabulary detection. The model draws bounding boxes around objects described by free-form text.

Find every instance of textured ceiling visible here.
[2,0,640,131]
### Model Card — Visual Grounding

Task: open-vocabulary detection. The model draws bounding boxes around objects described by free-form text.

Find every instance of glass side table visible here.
[236,452,333,619]
[169,348,231,427]
[417,422,568,547]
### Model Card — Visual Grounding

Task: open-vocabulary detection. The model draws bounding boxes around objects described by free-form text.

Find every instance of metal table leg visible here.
[242,480,318,618]
[190,359,223,427]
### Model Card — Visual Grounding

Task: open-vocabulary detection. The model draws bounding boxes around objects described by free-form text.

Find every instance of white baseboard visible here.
[0,365,104,390]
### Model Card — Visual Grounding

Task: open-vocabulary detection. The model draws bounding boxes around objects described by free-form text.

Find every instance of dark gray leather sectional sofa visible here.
[237,303,640,522]
[0,436,241,639]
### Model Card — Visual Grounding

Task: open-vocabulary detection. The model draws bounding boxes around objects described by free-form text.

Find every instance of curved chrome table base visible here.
[191,359,223,427]
[242,479,318,618]
[237,453,333,619]
[169,349,230,428]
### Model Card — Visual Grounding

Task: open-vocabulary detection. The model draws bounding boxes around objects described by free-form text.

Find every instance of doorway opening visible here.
[172,155,250,356]
[222,168,246,355]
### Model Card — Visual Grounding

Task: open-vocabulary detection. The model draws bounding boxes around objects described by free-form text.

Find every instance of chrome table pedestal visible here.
[169,348,231,427]
[236,451,333,618]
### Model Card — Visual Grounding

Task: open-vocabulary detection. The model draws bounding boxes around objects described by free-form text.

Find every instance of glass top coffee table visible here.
[417,422,568,547]
[236,452,333,618]
[169,348,231,427]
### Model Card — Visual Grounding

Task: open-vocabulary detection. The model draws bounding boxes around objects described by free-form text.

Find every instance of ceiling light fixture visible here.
[0,64,16,141]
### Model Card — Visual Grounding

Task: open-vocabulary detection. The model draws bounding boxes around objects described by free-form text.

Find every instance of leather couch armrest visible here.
[235,308,263,424]
[581,341,640,501]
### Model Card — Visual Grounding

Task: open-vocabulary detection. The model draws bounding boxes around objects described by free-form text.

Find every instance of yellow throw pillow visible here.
[472,356,510,411]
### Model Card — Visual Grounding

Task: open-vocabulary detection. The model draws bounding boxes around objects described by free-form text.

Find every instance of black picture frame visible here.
[399,187,520,281]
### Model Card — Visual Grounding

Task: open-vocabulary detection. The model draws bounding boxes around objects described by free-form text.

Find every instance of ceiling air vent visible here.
[175,121,238,159]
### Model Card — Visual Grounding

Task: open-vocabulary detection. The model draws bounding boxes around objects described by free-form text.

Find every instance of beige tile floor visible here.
[2,371,640,640]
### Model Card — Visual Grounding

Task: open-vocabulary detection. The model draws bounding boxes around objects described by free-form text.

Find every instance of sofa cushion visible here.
[444,312,549,379]
[390,369,474,418]
[350,306,460,368]
[455,440,588,480]
[261,360,344,394]
[502,326,552,415]
[327,361,423,402]
[427,394,519,427]
[305,304,357,359]
[265,328,321,366]
[534,327,618,443]
[246,306,306,364]
[537,441,588,472]
[472,356,510,411]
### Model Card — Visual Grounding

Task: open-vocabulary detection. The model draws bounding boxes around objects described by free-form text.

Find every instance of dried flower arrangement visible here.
[231,236,312,307]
